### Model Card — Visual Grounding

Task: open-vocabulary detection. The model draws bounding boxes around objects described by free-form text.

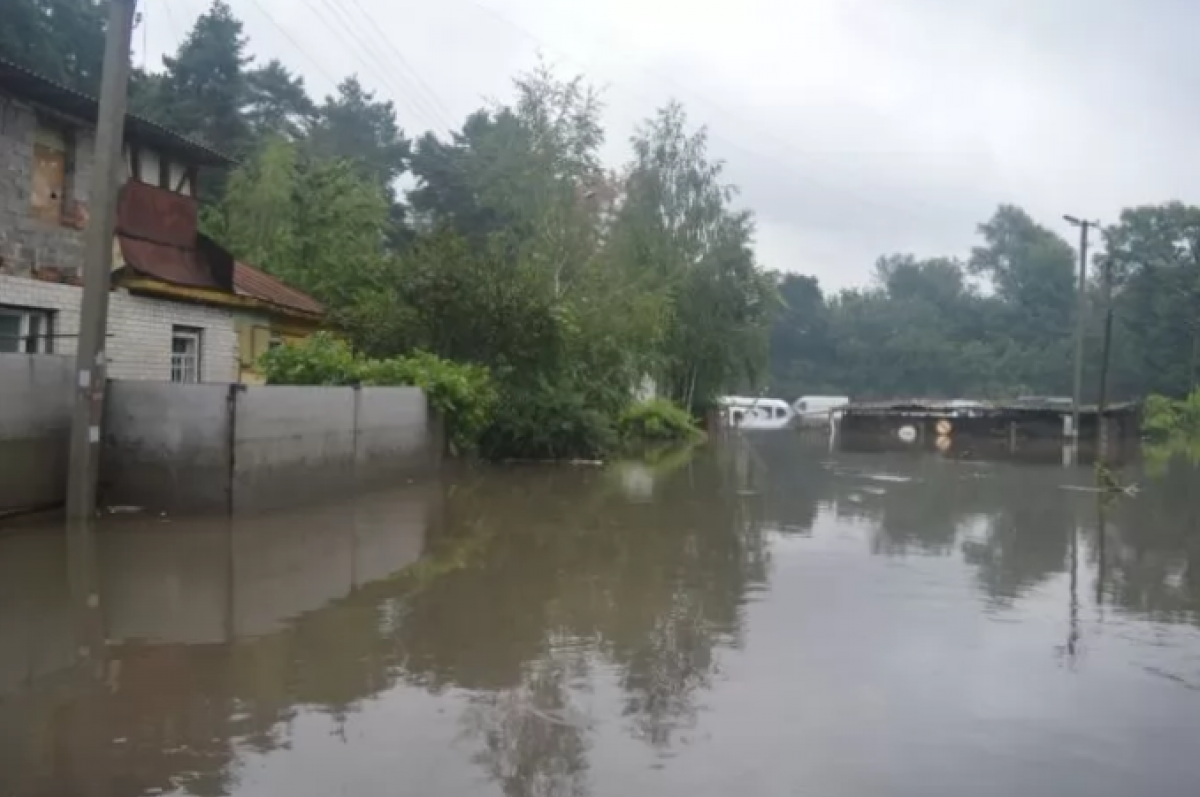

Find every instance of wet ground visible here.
[3,435,1200,796]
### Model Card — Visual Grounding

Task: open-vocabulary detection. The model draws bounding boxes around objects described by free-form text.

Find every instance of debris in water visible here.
[863,473,912,483]
[1060,483,1139,496]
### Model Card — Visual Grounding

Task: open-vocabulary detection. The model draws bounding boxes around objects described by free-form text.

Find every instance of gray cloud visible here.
[139,0,1200,290]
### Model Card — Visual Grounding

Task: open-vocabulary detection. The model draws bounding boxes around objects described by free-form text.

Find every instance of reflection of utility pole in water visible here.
[1095,497,1108,610]
[1060,519,1081,668]
[66,520,112,796]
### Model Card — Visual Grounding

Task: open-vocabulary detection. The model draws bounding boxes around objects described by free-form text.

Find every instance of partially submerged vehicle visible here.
[718,396,795,430]
[792,395,851,428]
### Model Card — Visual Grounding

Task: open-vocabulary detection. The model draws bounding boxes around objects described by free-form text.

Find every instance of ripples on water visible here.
[2,435,1200,796]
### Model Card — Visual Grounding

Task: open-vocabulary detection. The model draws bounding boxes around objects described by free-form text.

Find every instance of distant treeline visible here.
[770,203,1200,402]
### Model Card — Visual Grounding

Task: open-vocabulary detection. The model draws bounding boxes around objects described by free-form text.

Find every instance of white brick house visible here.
[0,274,237,381]
[0,58,241,383]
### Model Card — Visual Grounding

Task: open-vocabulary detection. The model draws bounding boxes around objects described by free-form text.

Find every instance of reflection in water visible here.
[3,440,1200,796]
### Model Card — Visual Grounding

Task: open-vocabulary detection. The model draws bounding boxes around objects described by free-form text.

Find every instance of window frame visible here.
[0,305,55,354]
[170,326,204,383]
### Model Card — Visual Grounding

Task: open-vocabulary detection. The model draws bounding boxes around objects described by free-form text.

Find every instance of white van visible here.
[792,395,850,428]
[719,396,795,430]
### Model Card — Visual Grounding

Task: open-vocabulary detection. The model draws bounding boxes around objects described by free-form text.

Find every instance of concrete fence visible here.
[0,354,74,515]
[0,353,440,516]
[101,382,441,515]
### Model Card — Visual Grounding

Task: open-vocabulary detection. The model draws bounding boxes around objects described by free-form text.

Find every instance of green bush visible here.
[617,398,704,446]
[481,381,616,461]
[1142,392,1200,438]
[359,351,496,453]
[258,332,359,385]
[260,333,496,454]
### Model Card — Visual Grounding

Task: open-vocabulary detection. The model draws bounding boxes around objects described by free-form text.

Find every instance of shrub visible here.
[481,381,616,461]
[258,332,359,385]
[259,333,497,454]
[617,398,704,446]
[359,352,496,454]
[1142,392,1200,438]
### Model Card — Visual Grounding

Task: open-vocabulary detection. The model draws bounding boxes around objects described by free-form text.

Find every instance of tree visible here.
[0,0,106,92]
[307,76,411,191]
[150,1,252,157]
[969,204,1076,347]
[245,60,316,141]
[203,137,299,274]
[408,109,529,240]
[612,101,775,409]
[1105,203,1200,396]
[768,274,831,397]
[205,139,392,324]
[764,205,1094,401]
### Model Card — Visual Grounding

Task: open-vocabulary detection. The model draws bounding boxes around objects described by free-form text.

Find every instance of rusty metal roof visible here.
[234,262,324,317]
[117,181,198,248]
[0,56,234,167]
[112,178,321,316]
[118,236,219,290]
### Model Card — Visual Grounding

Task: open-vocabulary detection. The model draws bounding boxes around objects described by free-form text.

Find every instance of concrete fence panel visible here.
[92,382,440,519]
[0,354,74,514]
[355,387,438,487]
[100,381,232,514]
[231,386,357,514]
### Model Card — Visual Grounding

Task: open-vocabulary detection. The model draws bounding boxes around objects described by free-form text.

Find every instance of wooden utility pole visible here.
[1095,252,1115,460]
[1065,215,1098,443]
[65,0,138,521]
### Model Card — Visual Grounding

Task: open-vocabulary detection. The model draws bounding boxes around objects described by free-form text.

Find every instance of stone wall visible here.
[0,354,73,514]
[0,275,238,382]
[0,97,93,277]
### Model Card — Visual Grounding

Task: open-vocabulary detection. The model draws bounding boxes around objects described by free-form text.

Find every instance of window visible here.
[775,406,788,419]
[0,306,54,353]
[171,326,203,383]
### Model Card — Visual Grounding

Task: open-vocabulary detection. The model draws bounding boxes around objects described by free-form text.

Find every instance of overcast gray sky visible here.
[137,0,1200,290]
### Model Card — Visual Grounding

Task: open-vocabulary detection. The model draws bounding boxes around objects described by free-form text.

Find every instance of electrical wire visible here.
[160,0,182,49]
[340,0,456,127]
[241,0,343,89]
[301,0,449,131]
[454,0,966,226]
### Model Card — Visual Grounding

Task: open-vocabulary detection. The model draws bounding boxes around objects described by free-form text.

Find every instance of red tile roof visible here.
[234,262,324,317]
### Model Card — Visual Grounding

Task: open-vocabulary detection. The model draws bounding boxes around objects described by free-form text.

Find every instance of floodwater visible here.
[3,437,1200,797]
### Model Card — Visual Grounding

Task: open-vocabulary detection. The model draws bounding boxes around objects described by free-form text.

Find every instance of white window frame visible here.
[0,305,55,353]
[171,326,203,383]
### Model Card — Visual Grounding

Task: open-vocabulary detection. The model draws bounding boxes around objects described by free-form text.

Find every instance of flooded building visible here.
[839,398,1141,458]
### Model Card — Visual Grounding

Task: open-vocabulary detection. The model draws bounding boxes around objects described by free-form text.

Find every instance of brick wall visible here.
[0,98,93,277]
[0,275,237,382]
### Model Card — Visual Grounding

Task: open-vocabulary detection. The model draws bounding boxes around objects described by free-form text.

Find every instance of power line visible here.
[301,0,449,131]
[453,0,965,226]
[339,0,456,126]
[160,0,182,49]
[242,0,342,88]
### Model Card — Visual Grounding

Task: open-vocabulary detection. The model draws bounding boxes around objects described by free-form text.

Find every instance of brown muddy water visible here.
[3,436,1200,797]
